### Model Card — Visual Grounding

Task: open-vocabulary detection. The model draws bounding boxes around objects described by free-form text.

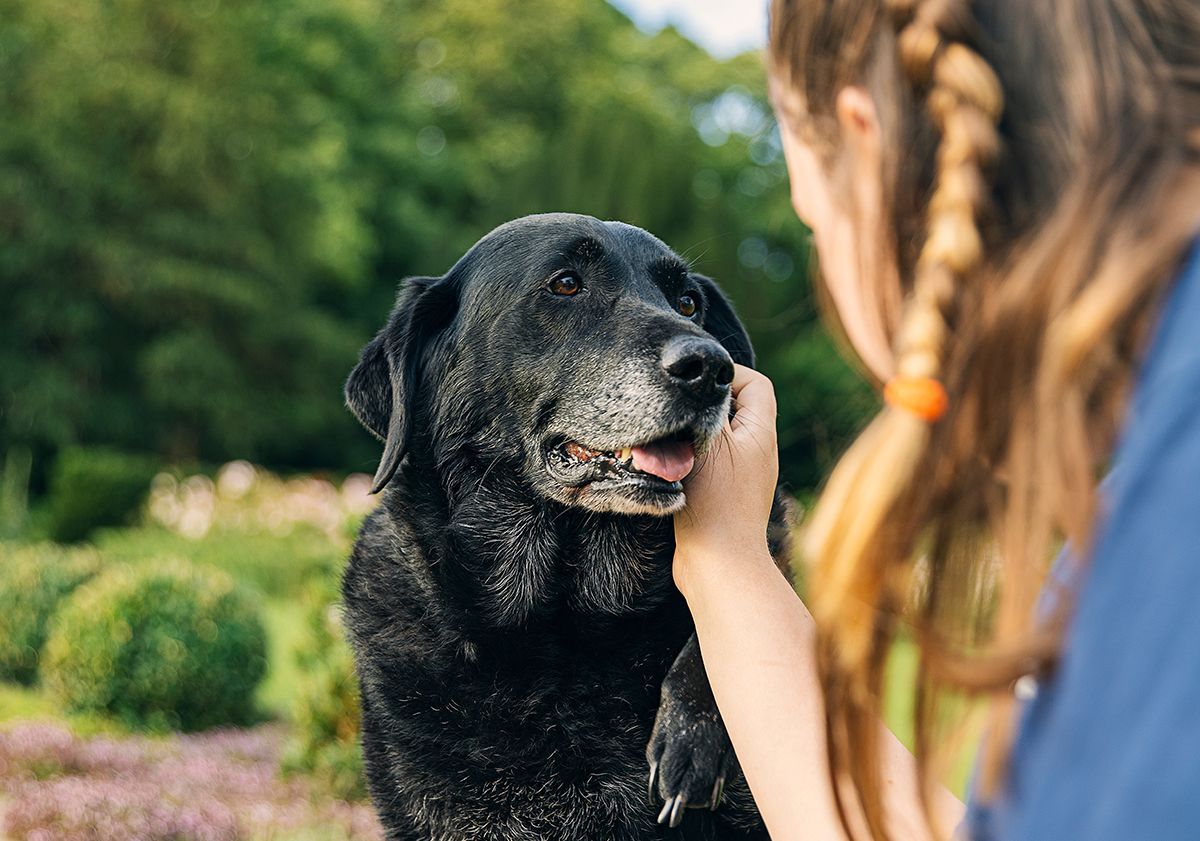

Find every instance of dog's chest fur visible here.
[342,465,711,840]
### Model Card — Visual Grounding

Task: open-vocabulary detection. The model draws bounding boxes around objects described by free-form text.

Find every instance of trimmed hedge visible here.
[46,447,159,542]
[0,544,103,684]
[42,560,267,731]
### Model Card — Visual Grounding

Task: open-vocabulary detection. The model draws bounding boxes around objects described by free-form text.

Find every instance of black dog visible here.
[342,214,790,840]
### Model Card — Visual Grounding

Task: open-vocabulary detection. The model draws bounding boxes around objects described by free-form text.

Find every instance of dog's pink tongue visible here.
[631,440,695,483]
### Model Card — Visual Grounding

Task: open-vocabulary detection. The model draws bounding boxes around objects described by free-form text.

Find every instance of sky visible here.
[608,0,768,59]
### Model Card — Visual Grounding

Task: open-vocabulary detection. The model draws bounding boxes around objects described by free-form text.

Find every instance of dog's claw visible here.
[710,776,725,811]
[648,761,659,805]
[656,795,687,826]
[657,798,673,825]
[669,794,686,828]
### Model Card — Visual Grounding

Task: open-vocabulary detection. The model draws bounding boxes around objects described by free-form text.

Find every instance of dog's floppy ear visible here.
[345,275,459,493]
[693,274,754,368]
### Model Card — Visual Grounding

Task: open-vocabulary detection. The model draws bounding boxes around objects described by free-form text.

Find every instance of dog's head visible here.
[345,213,752,516]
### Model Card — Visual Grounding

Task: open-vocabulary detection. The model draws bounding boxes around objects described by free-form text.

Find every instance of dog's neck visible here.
[383,442,679,631]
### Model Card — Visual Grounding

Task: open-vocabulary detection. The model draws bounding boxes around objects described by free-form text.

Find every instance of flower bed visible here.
[0,724,381,841]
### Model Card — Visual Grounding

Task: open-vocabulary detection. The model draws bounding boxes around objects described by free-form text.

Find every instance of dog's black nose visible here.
[661,336,734,396]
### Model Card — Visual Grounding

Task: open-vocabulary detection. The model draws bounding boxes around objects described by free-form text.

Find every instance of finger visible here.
[729,365,776,432]
[729,363,763,398]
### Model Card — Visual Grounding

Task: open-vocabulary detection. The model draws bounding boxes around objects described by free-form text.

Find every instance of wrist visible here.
[673,535,775,601]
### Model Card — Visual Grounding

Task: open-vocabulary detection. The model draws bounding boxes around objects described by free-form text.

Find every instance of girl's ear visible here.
[835,85,882,152]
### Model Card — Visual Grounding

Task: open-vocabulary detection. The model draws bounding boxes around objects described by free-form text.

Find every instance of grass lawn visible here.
[0,683,58,723]
[257,596,311,719]
[93,524,343,599]
[0,683,129,737]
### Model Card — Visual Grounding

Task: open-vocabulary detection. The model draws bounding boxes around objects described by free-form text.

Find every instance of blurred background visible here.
[0,1,885,839]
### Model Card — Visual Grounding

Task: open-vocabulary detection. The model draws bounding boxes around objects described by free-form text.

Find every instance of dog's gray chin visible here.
[565,479,687,517]
[541,461,688,517]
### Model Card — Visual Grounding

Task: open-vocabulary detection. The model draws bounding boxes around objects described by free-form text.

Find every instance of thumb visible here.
[729,365,776,434]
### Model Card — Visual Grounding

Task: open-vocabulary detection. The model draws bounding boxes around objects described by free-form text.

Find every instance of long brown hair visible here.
[768,0,1200,837]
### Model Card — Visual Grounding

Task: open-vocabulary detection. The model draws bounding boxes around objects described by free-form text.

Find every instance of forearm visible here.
[677,545,964,841]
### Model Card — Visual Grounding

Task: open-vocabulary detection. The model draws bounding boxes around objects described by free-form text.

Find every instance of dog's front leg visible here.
[646,633,738,828]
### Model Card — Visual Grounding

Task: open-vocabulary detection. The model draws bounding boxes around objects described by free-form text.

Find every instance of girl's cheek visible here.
[781,127,840,244]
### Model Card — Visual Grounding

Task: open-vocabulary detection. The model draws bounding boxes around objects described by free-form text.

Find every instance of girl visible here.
[674,1,1200,839]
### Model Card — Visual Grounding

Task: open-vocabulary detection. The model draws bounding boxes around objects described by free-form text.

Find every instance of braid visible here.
[807,0,1002,704]
[900,37,1002,378]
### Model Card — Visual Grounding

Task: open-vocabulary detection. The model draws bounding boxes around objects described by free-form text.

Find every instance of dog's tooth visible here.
[618,447,632,461]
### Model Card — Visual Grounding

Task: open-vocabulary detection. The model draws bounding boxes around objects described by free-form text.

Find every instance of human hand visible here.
[674,364,779,594]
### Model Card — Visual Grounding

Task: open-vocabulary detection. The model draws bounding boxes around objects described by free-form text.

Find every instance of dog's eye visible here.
[677,292,698,317]
[547,273,582,296]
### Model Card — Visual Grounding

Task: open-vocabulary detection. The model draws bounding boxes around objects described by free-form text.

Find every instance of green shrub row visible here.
[0,544,267,731]
[45,447,159,543]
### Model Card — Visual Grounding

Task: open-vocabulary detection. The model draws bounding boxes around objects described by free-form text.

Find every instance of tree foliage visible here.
[0,0,873,491]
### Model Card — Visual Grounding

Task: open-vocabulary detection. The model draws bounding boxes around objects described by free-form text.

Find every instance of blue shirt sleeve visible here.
[967,239,1200,841]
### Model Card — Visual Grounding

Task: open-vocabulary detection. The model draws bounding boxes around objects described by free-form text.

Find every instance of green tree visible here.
[0,0,871,493]
[0,0,380,471]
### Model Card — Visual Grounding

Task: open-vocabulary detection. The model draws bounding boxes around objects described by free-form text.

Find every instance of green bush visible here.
[45,447,159,542]
[42,560,267,731]
[283,576,366,800]
[0,543,103,684]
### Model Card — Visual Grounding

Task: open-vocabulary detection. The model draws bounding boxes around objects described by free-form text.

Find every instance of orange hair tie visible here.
[884,377,949,422]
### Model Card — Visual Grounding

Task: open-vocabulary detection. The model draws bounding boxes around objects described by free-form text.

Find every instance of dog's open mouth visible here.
[562,435,696,483]
[547,428,699,495]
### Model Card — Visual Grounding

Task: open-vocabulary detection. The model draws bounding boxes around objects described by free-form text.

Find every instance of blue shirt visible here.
[966,238,1200,840]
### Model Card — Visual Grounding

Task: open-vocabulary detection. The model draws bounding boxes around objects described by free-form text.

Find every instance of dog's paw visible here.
[646,694,737,828]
